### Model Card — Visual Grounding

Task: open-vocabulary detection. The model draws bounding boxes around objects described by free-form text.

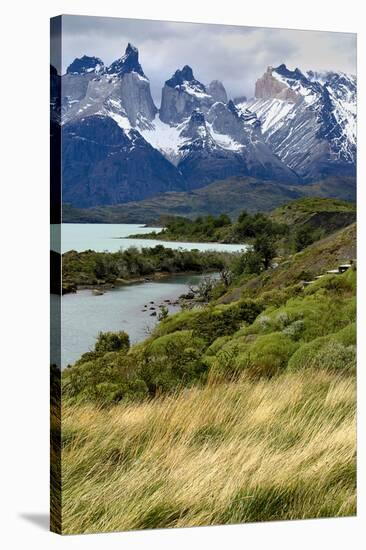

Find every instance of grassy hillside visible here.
[128,199,355,252]
[271,197,356,232]
[62,175,356,224]
[220,223,356,304]
[62,369,355,533]
[59,204,357,533]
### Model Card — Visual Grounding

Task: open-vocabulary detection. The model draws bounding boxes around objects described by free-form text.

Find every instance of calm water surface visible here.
[55,223,248,253]
[61,273,206,368]
[58,223,247,368]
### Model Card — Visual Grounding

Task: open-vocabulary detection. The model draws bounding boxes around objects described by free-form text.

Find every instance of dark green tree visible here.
[294,226,315,252]
[94,331,130,354]
[254,236,276,270]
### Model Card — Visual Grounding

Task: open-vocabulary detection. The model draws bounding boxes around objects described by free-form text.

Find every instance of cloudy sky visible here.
[60,15,356,105]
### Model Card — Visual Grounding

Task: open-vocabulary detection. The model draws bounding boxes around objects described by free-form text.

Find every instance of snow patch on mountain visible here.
[206,123,243,151]
[61,48,356,189]
[140,116,187,165]
[271,68,318,105]
[108,110,132,133]
[179,82,211,99]
[238,98,295,136]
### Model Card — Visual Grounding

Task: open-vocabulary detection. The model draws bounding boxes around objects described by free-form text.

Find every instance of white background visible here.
[0,1,364,548]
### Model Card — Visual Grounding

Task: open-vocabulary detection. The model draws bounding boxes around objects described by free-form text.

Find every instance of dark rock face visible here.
[160,66,213,124]
[107,43,145,78]
[59,43,356,209]
[207,80,228,103]
[165,65,203,90]
[249,64,356,181]
[66,55,104,75]
[178,146,249,190]
[176,105,298,188]
[62,116,186,207]
[50,65,61,222]
[180,109,208,139]
[62,44,157,127]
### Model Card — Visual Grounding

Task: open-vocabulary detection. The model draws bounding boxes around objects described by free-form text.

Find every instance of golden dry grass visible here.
[61,369,356,534]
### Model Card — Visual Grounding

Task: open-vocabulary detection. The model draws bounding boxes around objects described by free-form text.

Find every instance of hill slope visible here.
[60,219,357,532]
[220,223,356,304]
[62,369,355,532]
[63,175,356,224]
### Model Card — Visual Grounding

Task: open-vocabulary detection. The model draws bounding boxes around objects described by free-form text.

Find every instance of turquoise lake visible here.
[56,224,247,368]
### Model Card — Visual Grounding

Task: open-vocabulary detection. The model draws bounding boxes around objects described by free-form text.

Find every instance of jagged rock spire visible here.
[66,55,104,75]
[165,65,206,91]
[107,43,146,78]
[207,80,227,103]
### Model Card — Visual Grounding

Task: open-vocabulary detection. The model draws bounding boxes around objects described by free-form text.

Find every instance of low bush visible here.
[191,301,262,344]
[139,330,208,395]
[288,332,356,372]
[155,300,262,345]
[62,351,148,404]
[235,332,299,377]
[243,293,355,343]
[94,331,130,354]
[209,339,250,379]
[333,323,356,346]
[205,336,231,356]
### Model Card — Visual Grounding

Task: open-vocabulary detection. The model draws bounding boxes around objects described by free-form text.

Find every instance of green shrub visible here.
[191,301,263,344]
[94,331,130,354]
[205,336,232,356]
[140,331,207,394]
[259,285,302,308]
[210,339,250,379]
[153,308,202,337]
[147,330,204,355]
[282,320,305,340]
[243,293,355,342]
[304,270,356,296]
[231,251,263,276]
[62,351,148,404]
[236,332,299,377]
[293,225,321,251]
[155,300,262,344]
[288,335,356,372]
[333,323,356,346]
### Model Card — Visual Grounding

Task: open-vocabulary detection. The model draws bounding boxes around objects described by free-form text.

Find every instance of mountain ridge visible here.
[56,46,356,209]
[62,175,356,224]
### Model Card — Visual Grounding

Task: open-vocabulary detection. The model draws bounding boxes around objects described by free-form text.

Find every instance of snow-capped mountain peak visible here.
[59,47,356,209]
[66,55,105,75]
[107,42,146,78]
[179,110,218,157]
[165,65,210,99]
[246,64,356,180]
[160,66,213,124]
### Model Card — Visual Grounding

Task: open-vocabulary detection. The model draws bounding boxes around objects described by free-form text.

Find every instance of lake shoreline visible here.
[61,271,211,368]
[63,268,219,295]
[124,232,246,245]
[59,222,248,254]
